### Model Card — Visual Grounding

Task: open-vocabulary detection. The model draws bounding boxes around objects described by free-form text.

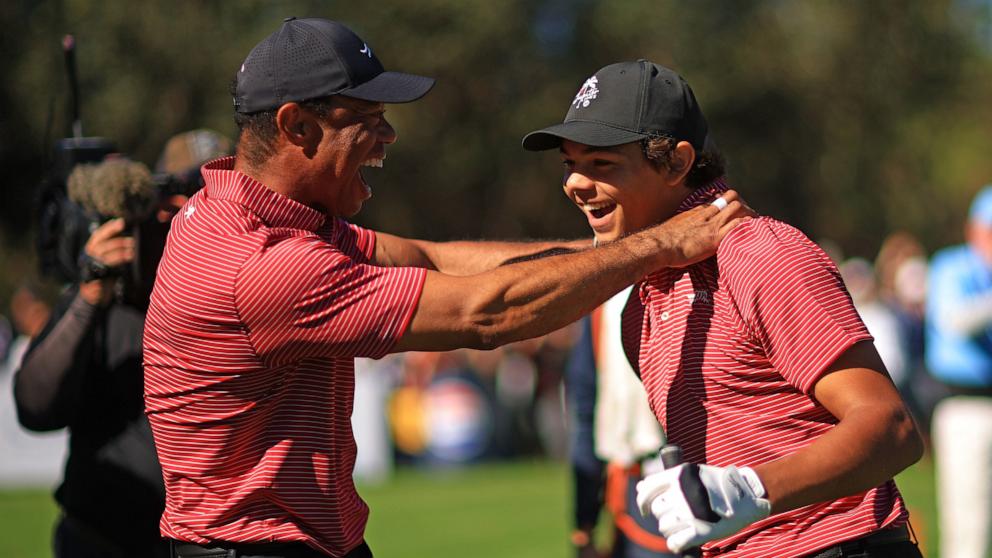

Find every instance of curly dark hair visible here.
[641,136,726,190]
[229,80,335,169]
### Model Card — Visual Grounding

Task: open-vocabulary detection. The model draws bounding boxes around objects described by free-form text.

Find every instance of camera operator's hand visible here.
[80,218,134,306]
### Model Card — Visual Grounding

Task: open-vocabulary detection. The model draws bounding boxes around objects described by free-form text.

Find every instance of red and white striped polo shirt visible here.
[143,157,426,557]
[622,181,908,558]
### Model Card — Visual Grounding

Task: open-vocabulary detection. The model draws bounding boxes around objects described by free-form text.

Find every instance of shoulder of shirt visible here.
[181,194,256,235]
[716,216,809,263]
[712,216,838,296]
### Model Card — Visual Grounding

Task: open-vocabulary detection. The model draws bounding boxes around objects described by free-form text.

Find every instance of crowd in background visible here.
[836,231,945,439]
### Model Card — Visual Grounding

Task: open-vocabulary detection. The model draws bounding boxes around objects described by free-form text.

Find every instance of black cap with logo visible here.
[234,17,436,114]
[522,60,707,151]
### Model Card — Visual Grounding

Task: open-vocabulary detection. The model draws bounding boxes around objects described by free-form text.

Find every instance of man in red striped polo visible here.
[522,60,925,558]
[143,20,751,558]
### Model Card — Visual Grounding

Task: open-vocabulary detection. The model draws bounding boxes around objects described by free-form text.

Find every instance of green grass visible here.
[896,454,939,558]
[0,489,59,558]
[360,460,570,557]
[0,458,940,558]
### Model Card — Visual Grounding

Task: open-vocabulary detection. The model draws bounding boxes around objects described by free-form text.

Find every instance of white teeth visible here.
[361,158,384,168]
[583,201,614,211]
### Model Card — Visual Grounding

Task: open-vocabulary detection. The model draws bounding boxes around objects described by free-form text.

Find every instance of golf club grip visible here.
[659,444,703,558]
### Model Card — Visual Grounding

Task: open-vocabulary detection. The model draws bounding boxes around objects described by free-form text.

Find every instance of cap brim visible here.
[521,121,649,151]
[341,71,436,104]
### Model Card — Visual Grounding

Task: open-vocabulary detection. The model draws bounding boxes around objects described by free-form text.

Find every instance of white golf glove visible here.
[635,463,771,553]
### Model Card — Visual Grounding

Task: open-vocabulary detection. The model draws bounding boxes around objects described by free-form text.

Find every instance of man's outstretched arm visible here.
[391,190,748,353]
[374,232,591,276]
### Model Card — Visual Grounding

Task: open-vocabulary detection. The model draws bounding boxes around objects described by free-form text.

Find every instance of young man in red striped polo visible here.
[522,60,924,558]
[143,20,752,558]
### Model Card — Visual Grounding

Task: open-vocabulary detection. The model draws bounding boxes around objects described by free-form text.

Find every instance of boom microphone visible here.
[67,158,158,224]
[65,158,170,309]
[63,34,82,138]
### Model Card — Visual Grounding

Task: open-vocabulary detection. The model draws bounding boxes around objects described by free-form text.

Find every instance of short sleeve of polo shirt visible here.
[330,217,377,262]
[236,223,426,364]
[721,219,872,394]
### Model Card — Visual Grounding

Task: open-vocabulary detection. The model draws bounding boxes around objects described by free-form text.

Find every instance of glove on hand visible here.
[635,463,771,553]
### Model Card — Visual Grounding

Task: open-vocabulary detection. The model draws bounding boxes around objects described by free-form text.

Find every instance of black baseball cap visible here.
[234,17,435,113]
[522,60,707,151]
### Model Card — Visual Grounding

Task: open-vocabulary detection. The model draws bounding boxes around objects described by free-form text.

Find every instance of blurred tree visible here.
[1,0,991,307]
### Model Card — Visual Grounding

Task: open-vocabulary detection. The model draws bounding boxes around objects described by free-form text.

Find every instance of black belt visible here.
[804,525,912,558]
[170,540,372,558]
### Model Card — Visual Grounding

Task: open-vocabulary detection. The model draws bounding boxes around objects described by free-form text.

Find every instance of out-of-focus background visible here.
[1,1,991,557]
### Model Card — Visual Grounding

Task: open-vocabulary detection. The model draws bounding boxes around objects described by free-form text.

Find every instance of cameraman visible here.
[13,130,228,558]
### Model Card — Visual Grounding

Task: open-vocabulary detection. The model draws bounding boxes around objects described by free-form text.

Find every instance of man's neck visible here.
[233,152,314,209]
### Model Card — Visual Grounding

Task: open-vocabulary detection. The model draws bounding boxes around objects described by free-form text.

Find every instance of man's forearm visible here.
[753,400,921,514]
[412,237,592,276]
[14,294,97,430]
[393,192,744,353]
[399,222,682,353]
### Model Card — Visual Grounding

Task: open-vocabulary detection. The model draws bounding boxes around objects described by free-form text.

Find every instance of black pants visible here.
[54,516,170,558]
[170,540,372,558]
[803,526,922,558]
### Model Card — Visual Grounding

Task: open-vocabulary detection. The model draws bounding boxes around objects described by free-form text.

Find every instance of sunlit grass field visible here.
[0,457,939,558]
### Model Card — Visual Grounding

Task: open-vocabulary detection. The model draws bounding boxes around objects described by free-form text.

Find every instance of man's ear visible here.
[666,141,697,185]
[275,102,315,148]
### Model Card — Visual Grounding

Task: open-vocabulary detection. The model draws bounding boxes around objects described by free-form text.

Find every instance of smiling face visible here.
[309,96,397,217]
[560,139,686,243]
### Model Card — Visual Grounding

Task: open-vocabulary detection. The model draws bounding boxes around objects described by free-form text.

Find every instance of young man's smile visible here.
[560,139,681,243]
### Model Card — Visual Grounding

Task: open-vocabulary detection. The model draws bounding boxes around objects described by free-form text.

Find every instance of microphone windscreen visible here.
[67,159,157,222]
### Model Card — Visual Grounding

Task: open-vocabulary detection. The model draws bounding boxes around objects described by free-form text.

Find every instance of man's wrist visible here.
[622,226,673,274]
[78,253,112,283]
[78,279,115,307]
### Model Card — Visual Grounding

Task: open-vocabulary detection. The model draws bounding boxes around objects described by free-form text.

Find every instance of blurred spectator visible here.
[564,287,673,558]
[925,184,992,558]
[875,231,944,434]
[0,313,11,363]
[876,231,926,307]
[495,342,541,456]
[155,128,232,178]
[424,351,494,465]
[387,353,433,463]
[840,258,909,387]
[530,326,576,460]
[13,130,229,558]
[3,284,53,369]
[353,355,404,483]
[388,351,493,465]
[0,284,66,487]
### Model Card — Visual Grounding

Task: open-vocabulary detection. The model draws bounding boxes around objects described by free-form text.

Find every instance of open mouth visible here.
[356,156,385,199]
[584,201,616,220]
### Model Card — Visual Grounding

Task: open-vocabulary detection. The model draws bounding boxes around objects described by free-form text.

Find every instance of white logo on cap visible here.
[572,76,599,109]
[360,43,372,58]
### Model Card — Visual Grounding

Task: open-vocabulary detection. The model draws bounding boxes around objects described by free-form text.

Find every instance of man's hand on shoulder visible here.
[650,189,753,268]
